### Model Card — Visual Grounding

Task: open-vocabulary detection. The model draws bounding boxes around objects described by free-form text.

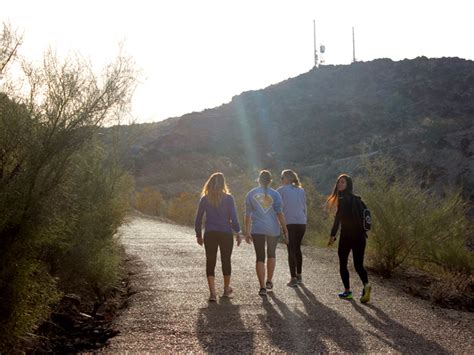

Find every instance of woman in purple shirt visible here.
[195,172,241,302]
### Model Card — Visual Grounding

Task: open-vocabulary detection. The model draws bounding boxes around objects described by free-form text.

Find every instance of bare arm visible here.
[277,212,289,244]
[244,214,252,243]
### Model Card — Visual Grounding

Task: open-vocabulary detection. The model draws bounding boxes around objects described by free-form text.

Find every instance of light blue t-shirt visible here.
[245,186,282,237]
[277,184,307,225]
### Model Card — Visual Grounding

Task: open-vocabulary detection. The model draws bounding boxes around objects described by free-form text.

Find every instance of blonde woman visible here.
[244,170,288,296]
[277,169,307,287]
[195,172,241,302]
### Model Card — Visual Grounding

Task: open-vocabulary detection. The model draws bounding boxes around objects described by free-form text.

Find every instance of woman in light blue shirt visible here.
[244,170,288,297]
[277,169,307,287]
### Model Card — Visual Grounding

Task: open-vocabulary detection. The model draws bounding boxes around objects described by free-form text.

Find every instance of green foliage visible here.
[359,157,473,277]
[302,177,332,247]
[0,36,136,350]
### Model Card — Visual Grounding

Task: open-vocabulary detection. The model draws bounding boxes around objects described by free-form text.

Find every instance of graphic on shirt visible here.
[253,193,273,213]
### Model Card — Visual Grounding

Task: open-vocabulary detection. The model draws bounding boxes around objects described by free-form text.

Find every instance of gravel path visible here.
[104,215,473,353]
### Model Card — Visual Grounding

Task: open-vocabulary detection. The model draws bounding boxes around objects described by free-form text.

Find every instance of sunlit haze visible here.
[2,0,474,123]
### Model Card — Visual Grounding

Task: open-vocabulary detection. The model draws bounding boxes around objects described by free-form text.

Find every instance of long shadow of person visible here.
[196,297,254,353]
[350,301,449,354]
[260,287,364,353]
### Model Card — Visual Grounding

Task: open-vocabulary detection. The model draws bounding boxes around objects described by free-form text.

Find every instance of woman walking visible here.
[277,169,307,287]
[327,174,371,303]
[244,170,288,297]
[195,172,241,302]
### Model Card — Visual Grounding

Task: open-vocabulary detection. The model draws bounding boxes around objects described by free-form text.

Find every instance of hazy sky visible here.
[2,0,473,123]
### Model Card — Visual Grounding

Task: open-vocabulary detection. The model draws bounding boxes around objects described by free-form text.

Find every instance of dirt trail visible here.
[104,215,473,353]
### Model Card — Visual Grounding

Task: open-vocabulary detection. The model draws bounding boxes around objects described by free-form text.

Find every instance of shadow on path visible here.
[259,285,364,353]
[196,297,254,353]
[350,301,449,354]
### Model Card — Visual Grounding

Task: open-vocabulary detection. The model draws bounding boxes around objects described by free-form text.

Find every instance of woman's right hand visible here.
[197,236,204,246]
[245,233,253,244]
[327,236,336,246]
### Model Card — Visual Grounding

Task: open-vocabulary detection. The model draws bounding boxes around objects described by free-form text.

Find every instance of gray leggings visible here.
[252,234,279,262]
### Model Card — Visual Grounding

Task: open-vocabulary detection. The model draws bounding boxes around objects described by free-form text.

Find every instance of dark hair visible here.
[258,170,272,196]
[326,174,353,211]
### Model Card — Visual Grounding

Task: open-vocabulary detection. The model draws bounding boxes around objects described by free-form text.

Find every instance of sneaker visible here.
[338,291,353,300]
[296,274,303,284]
[287,277,298,288]
[259,288,267,296]
[360,285,371,303]
[265,281,273,291]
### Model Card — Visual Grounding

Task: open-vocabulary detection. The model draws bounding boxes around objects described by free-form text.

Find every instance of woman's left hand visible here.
[236,233,242,246]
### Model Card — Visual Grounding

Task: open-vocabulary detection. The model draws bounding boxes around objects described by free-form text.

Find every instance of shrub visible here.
[359,157,473,277]
[134,187,165,216]
[167,191,201,226]
[302,177,333,247]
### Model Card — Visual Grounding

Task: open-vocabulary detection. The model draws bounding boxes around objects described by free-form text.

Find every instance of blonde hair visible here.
[281,169,302,187]
[201,172,230,207]
[258,170,272,196]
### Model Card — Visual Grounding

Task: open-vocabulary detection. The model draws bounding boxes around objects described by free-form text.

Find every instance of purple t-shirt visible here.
[194,194,240,237]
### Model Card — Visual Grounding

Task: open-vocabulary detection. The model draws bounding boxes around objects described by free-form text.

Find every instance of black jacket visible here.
[330,193,365,238]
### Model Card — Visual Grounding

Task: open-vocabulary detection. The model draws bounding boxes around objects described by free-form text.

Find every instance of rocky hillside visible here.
[113,57,474,200]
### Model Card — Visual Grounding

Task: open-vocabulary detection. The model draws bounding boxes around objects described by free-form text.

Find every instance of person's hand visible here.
[236,233,242,246]
[282,229,289,245]
[328,236,336,246]
[245,233,253,244]
[197,236,203,246]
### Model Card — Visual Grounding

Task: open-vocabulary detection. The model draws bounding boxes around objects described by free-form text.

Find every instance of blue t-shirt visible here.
[277,184,307,224]
[245,186,282,237]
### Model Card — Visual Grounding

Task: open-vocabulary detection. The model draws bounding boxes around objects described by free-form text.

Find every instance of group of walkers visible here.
[194,170,372,303]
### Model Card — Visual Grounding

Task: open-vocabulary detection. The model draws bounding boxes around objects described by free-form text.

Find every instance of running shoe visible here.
[266,281,273,291]
[287,277,298,288]
[338,291,353,300]
[360,284,372,303]
[296,274,303,284]
[259,288,267,296]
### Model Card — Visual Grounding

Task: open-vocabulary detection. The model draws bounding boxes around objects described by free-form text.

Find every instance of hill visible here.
[114,57,474,200]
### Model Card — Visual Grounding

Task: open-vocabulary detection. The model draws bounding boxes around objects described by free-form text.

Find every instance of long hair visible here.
[281,169,302,187]
[258,170,272,197]
[201,172,229,207]
[326,174,353,211]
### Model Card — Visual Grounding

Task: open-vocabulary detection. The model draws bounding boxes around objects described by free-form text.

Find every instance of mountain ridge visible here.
[114,56,474,200]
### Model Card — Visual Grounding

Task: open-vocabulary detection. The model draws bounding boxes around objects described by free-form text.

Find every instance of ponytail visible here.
[258,170,272,197]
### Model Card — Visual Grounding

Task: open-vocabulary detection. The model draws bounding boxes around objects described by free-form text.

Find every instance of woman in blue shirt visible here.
[244,170,288,296]
[195,172,241,302]
[277,169,307,287]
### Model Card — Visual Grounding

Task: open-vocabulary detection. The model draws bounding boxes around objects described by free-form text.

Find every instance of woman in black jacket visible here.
[327,174,371,303]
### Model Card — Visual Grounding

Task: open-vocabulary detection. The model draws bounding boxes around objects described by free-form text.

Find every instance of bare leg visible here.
[207,276,216,297]
[267,257,276,282]
[224,275,231,292]
[256,261,265,288]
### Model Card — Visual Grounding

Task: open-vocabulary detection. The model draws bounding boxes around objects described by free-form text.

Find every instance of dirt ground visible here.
[103,215,473,353]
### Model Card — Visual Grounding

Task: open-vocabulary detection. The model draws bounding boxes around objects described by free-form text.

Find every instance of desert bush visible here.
[359,157,473,277]
[167,191,201,226]
[302,177,333,247]
[134,187,165,216]
[0,26,136,350]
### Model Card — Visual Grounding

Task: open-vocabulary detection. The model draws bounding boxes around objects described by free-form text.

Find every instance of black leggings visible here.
[286,224,306,278]
[204,231,234,277]
[252,234,279,262]
[338,234,368,289]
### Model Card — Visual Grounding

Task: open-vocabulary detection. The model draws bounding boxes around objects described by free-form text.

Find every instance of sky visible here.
[2,0,474,124]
